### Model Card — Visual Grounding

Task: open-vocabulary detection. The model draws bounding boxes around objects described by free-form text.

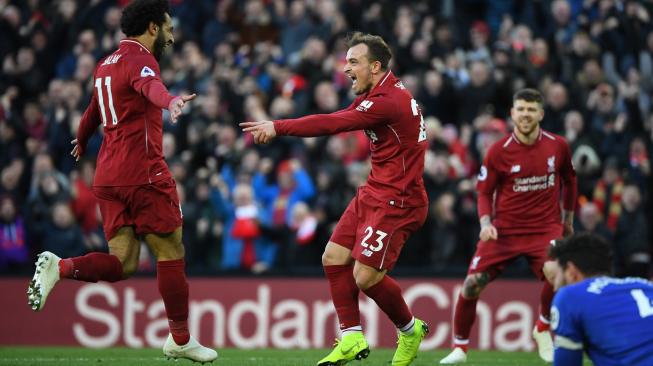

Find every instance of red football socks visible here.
[323,264,361,330]
[362,275,413,328]
[59,253,123,282]
[453,293,478,341]
[157,259,190,345]
[537,281,554,332]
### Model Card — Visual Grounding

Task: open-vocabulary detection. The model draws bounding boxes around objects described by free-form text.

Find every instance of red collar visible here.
[119,39,151,54]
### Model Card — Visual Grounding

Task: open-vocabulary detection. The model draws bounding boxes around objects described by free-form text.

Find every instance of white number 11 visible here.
[95,76,118,126]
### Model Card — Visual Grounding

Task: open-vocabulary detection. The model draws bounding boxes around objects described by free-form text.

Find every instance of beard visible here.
[354,86,369,95]
[152,31,167,61]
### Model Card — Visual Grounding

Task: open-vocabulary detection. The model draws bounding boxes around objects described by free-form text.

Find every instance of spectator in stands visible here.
[0,159,26,206]
[613,184,650,278]
[211,178,263,272]
[69,159,99,235]
[27,170,71,250]
[592,157,623,232]
[288,201,322,266]
[0,195,27,271]
[0,0,650,275]
[41,201,86,258]
[183,176,221,273]
[574,202,612,243]
[542,83,570,134]
[253,159,315,269]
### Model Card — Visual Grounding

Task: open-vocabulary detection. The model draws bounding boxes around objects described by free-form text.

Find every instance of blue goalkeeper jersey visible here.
[551,276,653,366]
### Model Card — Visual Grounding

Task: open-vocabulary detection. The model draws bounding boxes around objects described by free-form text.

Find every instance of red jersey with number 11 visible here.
[274,71,428,208]
[76,39,176,187]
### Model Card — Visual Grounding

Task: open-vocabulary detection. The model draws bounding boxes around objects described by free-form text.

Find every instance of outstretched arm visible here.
[240,95,397,144]
[137,78,196,123]
[129,57,196,123]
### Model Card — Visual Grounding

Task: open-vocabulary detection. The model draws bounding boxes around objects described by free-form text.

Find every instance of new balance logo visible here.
[511,165,521,173]
[141,66,155,77]
[356,100,374,112]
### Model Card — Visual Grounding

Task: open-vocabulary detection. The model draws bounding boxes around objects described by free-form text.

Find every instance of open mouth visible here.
[350,75,357,86]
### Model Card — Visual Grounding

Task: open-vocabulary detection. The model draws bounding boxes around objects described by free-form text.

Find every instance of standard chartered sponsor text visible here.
[512,174,555,192]
[72,282,537,351]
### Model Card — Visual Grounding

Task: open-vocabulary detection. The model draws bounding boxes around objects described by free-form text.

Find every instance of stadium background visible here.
[0,0,651,354]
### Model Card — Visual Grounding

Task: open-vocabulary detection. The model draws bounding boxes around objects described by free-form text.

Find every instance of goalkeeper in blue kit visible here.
[548,233,653,366]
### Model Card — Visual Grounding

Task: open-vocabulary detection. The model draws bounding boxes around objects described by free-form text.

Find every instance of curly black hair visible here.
[120,0,170,37]
[549,233,613,277]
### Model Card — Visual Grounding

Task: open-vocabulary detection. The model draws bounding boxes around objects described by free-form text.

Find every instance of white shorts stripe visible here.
[554,335,583,350]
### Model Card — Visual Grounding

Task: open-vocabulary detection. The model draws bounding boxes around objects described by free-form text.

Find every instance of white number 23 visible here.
[361,226,387,252]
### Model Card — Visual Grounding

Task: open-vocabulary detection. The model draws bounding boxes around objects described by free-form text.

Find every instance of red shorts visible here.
[93,178,182,241]
[330,189,427,271]
[467,225,563,281]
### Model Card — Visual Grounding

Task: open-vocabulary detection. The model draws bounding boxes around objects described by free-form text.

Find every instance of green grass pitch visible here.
[0,347,594,366]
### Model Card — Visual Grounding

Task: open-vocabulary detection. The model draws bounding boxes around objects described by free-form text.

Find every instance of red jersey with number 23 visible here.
[76,39,176,187]
[476,129,577,235]
[274,71,428,208]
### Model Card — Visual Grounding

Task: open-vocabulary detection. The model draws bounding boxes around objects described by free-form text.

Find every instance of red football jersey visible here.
[476,129,577,235]
[76,39,176,186]
[274,71,428,208]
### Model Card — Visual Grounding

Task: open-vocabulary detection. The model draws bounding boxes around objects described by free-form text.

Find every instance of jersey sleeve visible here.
[476,146,500,219]
[76,68,102,153]
[128,55,176,109]
[552,287,584,366]
[559,140,577,212]
[274,94,398,137]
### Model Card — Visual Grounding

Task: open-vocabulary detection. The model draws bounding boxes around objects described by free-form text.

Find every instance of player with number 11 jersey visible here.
[77,38,176,187]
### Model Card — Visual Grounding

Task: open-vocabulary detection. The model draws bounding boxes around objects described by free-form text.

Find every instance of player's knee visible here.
[542,260,558,284]
[112,253,138,279]
[353,264,384,290]
[321,249,344,266]
[321,251,333,266]
[121,260,138,279]
[151,240,185,261]
[353,271,379,290]
[462,274,486,299]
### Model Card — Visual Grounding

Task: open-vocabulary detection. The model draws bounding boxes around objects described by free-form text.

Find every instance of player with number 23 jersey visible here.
[274,70,428,270]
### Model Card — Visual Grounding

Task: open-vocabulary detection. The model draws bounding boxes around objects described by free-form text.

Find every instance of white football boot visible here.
[439,347,468,364]
[532,326,554,362]
[27,251,61,311]
[163,334,218,363]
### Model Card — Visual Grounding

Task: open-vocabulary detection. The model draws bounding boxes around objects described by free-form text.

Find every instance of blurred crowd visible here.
[0,0,651,278]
